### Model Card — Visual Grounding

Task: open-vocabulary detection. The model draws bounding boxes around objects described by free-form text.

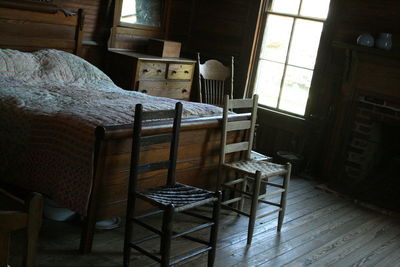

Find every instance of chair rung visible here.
[258,189,285,199]
[131,234,159,245]
[265,182,285,188]
[256,208,282,219]
[258,199,281,207]
[172,222,214,239]
[221,203,249,217]
[131,218,162,235]
[223,184,252,197]
[178,234,210,246]
[224,178,245,186]
[135,209,164,219]
[244,177,286,186]
[170,247,212,265]
[129,243,161,263]
[222,196,243,205]
[182,210,212,221]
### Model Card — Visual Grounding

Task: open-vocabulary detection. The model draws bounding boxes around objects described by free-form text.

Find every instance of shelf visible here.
[332,41,400,60]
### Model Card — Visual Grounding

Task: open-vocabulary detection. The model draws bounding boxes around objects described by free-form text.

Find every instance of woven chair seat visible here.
[223,159,287,179]
[139,183,216,211]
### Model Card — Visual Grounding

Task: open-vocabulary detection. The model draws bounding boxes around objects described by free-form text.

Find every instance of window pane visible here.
[288,19,323,69]
[121,0,137,24]
[300,0,330,19]
[271,0,301,15]
[279,66,313,115]
[254,60,284,108]
[260,15,293,63]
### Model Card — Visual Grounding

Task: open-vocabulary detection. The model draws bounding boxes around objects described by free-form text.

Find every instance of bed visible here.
[0,1,247,253]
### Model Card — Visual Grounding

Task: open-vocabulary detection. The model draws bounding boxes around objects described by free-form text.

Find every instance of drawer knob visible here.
[184,70,189,74]
[182,89,188,93]
[157,69,162,73]
[142,69,149,73]
[141,90,148,94]
[171,70,177,74]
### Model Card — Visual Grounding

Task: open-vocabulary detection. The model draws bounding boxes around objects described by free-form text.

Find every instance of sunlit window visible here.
[253,0,330,115]
[121,0,137,24]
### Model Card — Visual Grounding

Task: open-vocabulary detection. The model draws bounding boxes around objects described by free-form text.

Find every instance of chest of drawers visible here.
[107,50,196,101]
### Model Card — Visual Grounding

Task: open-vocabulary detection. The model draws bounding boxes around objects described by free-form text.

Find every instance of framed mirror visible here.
[115,0,164,30]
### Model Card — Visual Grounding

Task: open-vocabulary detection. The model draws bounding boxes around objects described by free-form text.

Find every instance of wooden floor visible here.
[10,177,400,266]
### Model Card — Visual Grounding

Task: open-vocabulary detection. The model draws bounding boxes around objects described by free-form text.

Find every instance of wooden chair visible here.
[123,102,222,267]
[218,95,291,245]
[197,53,234,106]
[0,189,43,267]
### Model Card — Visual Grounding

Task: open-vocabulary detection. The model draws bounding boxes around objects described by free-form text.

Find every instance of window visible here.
[253,0,330,116]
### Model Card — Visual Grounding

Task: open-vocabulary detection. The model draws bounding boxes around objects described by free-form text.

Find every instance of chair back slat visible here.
[199,59,230,80]
[142,110,176,121]
[225,141,250,154]
[227,98,254,109]
[137,161,171,175]
[141,133,172,146]
[226,120,251,132]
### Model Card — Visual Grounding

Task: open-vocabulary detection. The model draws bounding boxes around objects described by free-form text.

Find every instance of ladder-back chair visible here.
[0,189,43,267]
[197,53,234,106]
[219,95,291,245]
[123,102,222,267]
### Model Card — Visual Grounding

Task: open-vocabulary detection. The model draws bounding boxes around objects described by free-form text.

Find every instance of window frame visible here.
[248,0,329,118]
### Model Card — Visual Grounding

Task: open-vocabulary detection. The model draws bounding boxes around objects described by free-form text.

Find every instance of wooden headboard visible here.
[0,0,84,56]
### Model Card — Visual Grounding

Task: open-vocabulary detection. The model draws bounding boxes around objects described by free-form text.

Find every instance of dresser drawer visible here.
[138,61,167,80]
[138,81,191,100]
[167,64,194,80]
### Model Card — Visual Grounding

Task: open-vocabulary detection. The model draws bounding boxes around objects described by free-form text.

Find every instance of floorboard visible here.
[8,177,400,267]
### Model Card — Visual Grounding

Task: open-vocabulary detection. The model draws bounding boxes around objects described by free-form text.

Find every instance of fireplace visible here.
[343,96,400,211]
[324,42,400,212]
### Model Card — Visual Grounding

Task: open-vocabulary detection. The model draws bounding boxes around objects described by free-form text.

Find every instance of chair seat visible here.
[139,183,217,211]
[223,159,288,179]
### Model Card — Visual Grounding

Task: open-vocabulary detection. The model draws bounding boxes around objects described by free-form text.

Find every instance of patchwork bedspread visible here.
[0,49,222,215]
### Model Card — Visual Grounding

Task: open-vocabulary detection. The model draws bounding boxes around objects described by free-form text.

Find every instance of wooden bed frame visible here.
[0,1,246,254]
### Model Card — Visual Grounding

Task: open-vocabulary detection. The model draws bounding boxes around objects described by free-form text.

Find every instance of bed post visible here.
[79,127,106,254]
[75,8,85,57]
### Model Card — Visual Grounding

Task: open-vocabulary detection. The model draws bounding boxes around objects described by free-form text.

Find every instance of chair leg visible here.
[208,191,221,267]
[277,163,291,232]
[25,193,43,267]
[0,231,10,267]
[161,205,174,267]
[123,193,137,267]
[247,171,262,245]
[217,166,226,192]
[239,176,248,212]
